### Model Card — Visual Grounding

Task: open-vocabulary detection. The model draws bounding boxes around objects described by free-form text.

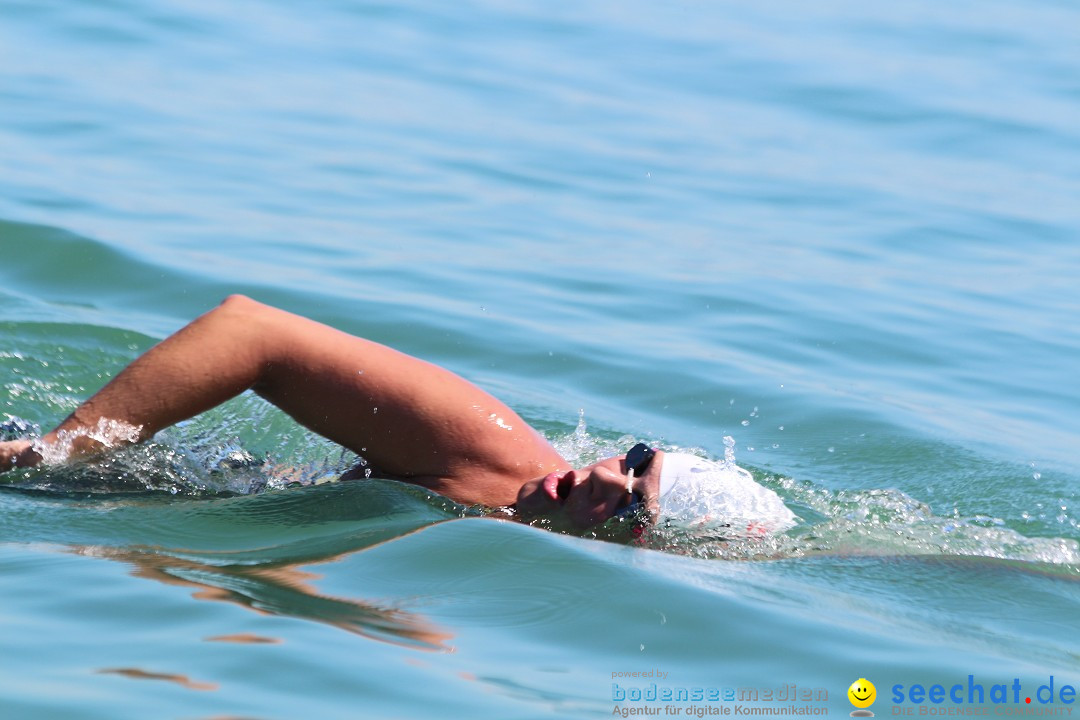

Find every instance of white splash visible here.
[31,418,143,464]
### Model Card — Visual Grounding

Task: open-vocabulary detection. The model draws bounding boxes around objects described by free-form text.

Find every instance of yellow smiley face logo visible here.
[848,678,876,708]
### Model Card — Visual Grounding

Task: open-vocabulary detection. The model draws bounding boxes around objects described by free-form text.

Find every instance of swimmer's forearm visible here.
[38,295,273,458]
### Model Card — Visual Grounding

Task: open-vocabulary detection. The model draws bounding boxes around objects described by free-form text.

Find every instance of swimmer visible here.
[0,295,793,532]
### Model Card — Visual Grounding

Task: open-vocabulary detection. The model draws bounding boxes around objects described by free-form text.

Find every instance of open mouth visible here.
[543,471,575,504]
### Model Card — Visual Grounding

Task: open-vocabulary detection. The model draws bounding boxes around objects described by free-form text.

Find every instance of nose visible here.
[561,463,641,528]
[587,466,628,498]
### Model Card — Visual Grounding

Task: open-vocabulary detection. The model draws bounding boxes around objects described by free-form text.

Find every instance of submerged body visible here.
[1,295,790,532]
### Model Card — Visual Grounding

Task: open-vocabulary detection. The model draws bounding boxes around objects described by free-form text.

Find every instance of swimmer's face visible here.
[515,451,663,529]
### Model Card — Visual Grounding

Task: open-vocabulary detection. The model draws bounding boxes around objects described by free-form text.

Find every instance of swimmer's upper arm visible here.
[244,298,556,487]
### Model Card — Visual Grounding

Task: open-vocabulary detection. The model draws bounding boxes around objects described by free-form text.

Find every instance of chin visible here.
[515,480,549,516]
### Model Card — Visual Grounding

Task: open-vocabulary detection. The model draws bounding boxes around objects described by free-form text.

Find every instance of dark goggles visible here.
[614,443,656,519]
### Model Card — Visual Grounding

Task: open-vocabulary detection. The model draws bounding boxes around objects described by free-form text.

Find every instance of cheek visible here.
[564,496,610,527]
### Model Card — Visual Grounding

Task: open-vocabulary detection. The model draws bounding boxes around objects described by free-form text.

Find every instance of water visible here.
[2,0,1080,717]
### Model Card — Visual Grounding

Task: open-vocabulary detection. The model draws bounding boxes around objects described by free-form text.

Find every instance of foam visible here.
[30,417,143,464]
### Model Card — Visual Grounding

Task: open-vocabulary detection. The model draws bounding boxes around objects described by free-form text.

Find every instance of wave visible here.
[3,376,1076,573]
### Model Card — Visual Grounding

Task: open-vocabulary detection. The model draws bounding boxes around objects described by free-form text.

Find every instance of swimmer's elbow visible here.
[218,293,260,311]
[214,294,276,324]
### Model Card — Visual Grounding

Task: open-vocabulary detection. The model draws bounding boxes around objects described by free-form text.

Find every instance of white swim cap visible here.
[657,452,795,534]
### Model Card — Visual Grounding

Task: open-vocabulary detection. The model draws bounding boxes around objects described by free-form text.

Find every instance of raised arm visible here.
[1,295,567,506]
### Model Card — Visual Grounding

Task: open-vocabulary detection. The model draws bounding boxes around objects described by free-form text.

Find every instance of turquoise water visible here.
[2,0,1080,718]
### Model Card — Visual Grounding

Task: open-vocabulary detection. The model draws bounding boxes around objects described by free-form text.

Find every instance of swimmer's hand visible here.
[0,440,42,472]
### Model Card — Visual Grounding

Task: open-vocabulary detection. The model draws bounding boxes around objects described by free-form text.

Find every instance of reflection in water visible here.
[72,545,454,652]
[205,633,281,644]
[96,667,218,691]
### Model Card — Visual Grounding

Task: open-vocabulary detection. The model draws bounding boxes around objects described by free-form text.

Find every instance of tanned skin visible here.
[0,296,661,526]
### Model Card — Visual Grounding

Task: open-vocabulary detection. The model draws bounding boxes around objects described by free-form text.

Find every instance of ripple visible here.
[96,667,217,691]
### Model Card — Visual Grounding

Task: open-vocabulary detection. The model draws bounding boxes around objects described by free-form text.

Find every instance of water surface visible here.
[2,0,1079,718]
